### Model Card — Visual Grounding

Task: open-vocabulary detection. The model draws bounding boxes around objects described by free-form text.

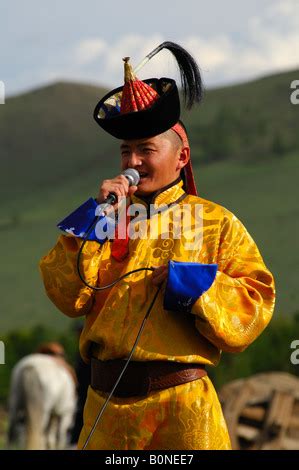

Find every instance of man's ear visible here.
[176,147,190,171]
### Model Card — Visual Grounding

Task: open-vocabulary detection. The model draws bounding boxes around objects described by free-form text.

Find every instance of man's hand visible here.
[152,265,168,286]
[96,175,138,204]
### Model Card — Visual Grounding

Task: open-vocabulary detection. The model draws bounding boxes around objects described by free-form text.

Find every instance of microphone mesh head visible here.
[122,168,140,186]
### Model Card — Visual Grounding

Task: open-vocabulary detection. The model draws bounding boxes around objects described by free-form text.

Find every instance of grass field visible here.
[0,407,8,450]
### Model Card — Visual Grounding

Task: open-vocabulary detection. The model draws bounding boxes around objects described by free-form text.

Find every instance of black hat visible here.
[93,42,203,140]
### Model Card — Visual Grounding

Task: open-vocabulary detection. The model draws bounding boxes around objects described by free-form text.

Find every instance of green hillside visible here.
[183,69,299,163]
[0,70,298,333]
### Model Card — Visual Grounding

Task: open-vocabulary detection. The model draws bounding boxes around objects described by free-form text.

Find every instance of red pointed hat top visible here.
[120,57,159,114]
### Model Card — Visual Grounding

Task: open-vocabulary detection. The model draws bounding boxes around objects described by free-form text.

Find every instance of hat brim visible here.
[94,78,180,140]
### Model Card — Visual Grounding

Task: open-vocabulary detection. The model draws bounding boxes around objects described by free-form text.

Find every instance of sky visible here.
[0,0,298,97]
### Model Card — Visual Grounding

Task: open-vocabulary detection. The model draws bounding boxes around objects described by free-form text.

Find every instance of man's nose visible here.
[127,152,142,168]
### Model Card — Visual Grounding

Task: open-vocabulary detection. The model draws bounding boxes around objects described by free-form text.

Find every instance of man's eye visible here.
[121,151,130,157]
[143,148,154,154]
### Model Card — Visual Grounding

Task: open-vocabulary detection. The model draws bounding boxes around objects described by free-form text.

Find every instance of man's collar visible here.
[131,176,185,209]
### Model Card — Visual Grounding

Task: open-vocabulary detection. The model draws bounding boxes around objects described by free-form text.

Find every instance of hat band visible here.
[171,122,198,197]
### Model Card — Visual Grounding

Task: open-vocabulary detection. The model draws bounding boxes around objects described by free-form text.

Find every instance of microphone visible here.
[96,168,140,216]
[121,168,140,189]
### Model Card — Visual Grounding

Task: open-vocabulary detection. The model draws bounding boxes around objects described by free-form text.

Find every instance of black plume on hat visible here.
[143,41,203,109]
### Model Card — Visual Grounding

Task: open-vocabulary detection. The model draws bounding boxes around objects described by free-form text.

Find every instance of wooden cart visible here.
[218,372,299,450]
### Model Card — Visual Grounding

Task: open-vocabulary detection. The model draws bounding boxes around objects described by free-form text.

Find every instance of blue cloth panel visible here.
[164,260,218,312]
[57,197,115,244]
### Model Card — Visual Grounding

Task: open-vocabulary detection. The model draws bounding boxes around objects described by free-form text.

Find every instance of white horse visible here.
[8,353,77,450]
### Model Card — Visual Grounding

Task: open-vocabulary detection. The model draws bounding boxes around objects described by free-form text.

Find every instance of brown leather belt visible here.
[91,357,207,398]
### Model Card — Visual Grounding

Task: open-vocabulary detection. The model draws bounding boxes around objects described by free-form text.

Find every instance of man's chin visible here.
[135,181,156,196]
[135,188,153,197]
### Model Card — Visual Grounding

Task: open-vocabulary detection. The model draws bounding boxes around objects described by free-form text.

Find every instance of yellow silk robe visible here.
[39,180,275,450]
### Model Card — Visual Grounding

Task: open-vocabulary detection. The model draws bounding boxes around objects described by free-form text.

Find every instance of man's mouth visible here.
[138,172,149,180]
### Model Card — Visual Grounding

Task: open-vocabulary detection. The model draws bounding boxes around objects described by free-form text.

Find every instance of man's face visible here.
[120,131,187,196]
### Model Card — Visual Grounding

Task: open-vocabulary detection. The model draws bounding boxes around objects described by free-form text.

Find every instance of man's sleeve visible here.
[164,210,276,353]
[39,198,109,318]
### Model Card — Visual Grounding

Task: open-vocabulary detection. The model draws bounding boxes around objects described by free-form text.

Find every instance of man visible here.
[39,43,275,450]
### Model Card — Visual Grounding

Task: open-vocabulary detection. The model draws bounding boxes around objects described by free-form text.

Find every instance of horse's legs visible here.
[22,366,45,450]
[26,400,45,450]
[56,410,74,449]
[7,364,24,448]
[46,414,60,449]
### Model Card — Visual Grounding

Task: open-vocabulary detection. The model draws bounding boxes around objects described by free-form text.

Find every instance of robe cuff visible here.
[57,197,115,244]
[163,260,218,312]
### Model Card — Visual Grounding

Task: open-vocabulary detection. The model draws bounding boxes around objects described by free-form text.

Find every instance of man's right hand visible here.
[96,175,138,204]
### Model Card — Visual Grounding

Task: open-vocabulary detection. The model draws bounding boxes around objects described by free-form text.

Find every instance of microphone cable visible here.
[82,283,162,450]
[76,212,162,450]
